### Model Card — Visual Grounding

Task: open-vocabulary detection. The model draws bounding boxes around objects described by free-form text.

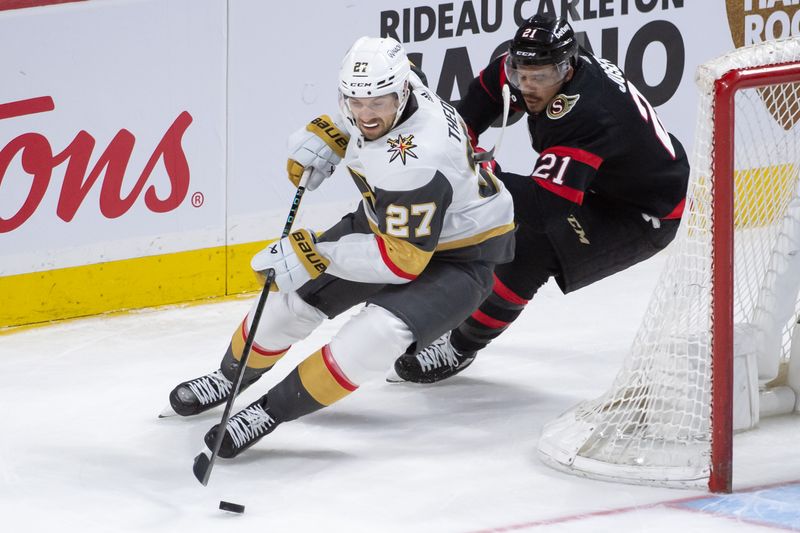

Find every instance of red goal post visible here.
[538,37,800,493]
[711,54,800,493]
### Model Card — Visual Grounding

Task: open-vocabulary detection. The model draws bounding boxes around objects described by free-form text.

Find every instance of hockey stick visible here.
[193,168,312,486]
[472,83,511,165]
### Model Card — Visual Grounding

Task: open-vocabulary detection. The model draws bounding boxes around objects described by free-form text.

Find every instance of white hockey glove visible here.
[286,115,349,191]
[251,229,330,292]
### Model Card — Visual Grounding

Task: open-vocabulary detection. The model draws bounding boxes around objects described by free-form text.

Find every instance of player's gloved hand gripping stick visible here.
[193,167,312,485]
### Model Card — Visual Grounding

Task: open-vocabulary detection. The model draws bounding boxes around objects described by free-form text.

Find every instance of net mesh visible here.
[537,38,800,488]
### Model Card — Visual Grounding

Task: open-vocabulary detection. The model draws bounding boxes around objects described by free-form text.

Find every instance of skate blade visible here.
[385,365,406,383]
[158,404,179,418]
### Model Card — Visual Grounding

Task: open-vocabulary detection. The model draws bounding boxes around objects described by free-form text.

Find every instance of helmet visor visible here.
[343,93,400,115]
[504,56,570,90]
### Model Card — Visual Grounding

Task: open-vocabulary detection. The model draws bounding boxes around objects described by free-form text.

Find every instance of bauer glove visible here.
[251,229,330,293]
[286,115,349,191]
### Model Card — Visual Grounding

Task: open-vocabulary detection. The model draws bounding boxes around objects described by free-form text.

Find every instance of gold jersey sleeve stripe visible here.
[434,223,516,251]
[231,318,289,370]
[367,218,432,278]
[297,345,358,406]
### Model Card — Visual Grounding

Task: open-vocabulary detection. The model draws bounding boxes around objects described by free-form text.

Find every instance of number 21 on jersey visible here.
[532,153,571,184]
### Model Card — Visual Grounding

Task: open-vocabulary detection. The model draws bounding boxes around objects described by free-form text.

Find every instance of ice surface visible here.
[1,254,798,532]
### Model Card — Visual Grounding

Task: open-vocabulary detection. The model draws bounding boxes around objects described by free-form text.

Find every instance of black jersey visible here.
[456,49,689,220]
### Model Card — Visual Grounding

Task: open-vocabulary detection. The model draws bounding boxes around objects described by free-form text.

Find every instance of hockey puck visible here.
[219,500,245,514]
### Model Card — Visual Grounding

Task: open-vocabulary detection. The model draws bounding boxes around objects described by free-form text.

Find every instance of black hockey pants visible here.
[450,171,680,355]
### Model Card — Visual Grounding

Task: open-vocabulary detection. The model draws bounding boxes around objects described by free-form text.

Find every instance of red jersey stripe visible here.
[662,197,685,219]
[478,68,499,102]
[466,124,479,148]
[533,177,585,205]
[375,235,417,281]
[321,344,358,392]
[541,146,604,169]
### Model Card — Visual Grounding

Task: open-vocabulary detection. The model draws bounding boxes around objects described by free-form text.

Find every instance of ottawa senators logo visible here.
[386,133,419,164]
[546,94,580,120]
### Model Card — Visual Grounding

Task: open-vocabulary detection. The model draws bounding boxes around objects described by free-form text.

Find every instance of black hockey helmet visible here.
[508,15,578,67]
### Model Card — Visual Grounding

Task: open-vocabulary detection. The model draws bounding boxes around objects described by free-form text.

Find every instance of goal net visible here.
[537,38,800,492]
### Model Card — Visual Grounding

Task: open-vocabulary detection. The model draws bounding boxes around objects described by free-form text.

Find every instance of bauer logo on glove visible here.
[309,116,349,154]
[291,230,328,275]
[251,229,330,292]
[287,115,350,191]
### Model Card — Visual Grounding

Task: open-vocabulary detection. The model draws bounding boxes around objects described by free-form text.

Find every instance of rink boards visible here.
[0,0,793,327]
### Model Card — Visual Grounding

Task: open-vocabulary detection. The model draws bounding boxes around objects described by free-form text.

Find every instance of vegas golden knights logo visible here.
[386,133,419,164]
[725,0,800,130]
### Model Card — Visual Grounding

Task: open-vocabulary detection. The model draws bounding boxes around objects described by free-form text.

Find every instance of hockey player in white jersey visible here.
[166,36,515,458]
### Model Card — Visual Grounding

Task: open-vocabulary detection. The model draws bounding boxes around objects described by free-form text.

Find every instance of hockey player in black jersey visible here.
[391,15,690,383]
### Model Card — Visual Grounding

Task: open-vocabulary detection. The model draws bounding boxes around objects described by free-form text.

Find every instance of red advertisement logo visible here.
[0,96,193,233]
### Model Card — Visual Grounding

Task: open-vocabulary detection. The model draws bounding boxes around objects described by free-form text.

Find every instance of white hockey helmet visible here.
[338,36,412,135]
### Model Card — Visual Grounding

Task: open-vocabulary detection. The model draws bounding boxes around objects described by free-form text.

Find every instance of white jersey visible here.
[317,86,515,285]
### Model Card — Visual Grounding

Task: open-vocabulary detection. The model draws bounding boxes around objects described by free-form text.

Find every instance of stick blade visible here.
[192,446,213,485]
[472,148,495,163]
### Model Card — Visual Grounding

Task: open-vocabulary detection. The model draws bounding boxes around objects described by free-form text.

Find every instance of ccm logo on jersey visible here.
[547,94,580,120]
[291,232,329,274]
[566,214,590,245]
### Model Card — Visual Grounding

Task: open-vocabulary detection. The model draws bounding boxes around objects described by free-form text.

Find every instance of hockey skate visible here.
[388,332,476,383]
[204,396,281,458]
[164,369,245,417]
[162,350,267,417]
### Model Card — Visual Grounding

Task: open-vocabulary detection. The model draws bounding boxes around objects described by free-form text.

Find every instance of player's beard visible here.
[358,117,392,140]
[521,75,571,114]
[523,93,546,113]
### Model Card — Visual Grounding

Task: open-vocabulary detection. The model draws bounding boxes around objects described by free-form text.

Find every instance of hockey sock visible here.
[266,345,358,422]
[220,317,290,381]
[451,274,530,355]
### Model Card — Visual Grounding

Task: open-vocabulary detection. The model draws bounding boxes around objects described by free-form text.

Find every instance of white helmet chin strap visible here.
[389,80,411,129]
[338,93,362,139]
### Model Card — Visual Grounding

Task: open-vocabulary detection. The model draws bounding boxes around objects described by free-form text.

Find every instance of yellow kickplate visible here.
[0,246,230,328]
